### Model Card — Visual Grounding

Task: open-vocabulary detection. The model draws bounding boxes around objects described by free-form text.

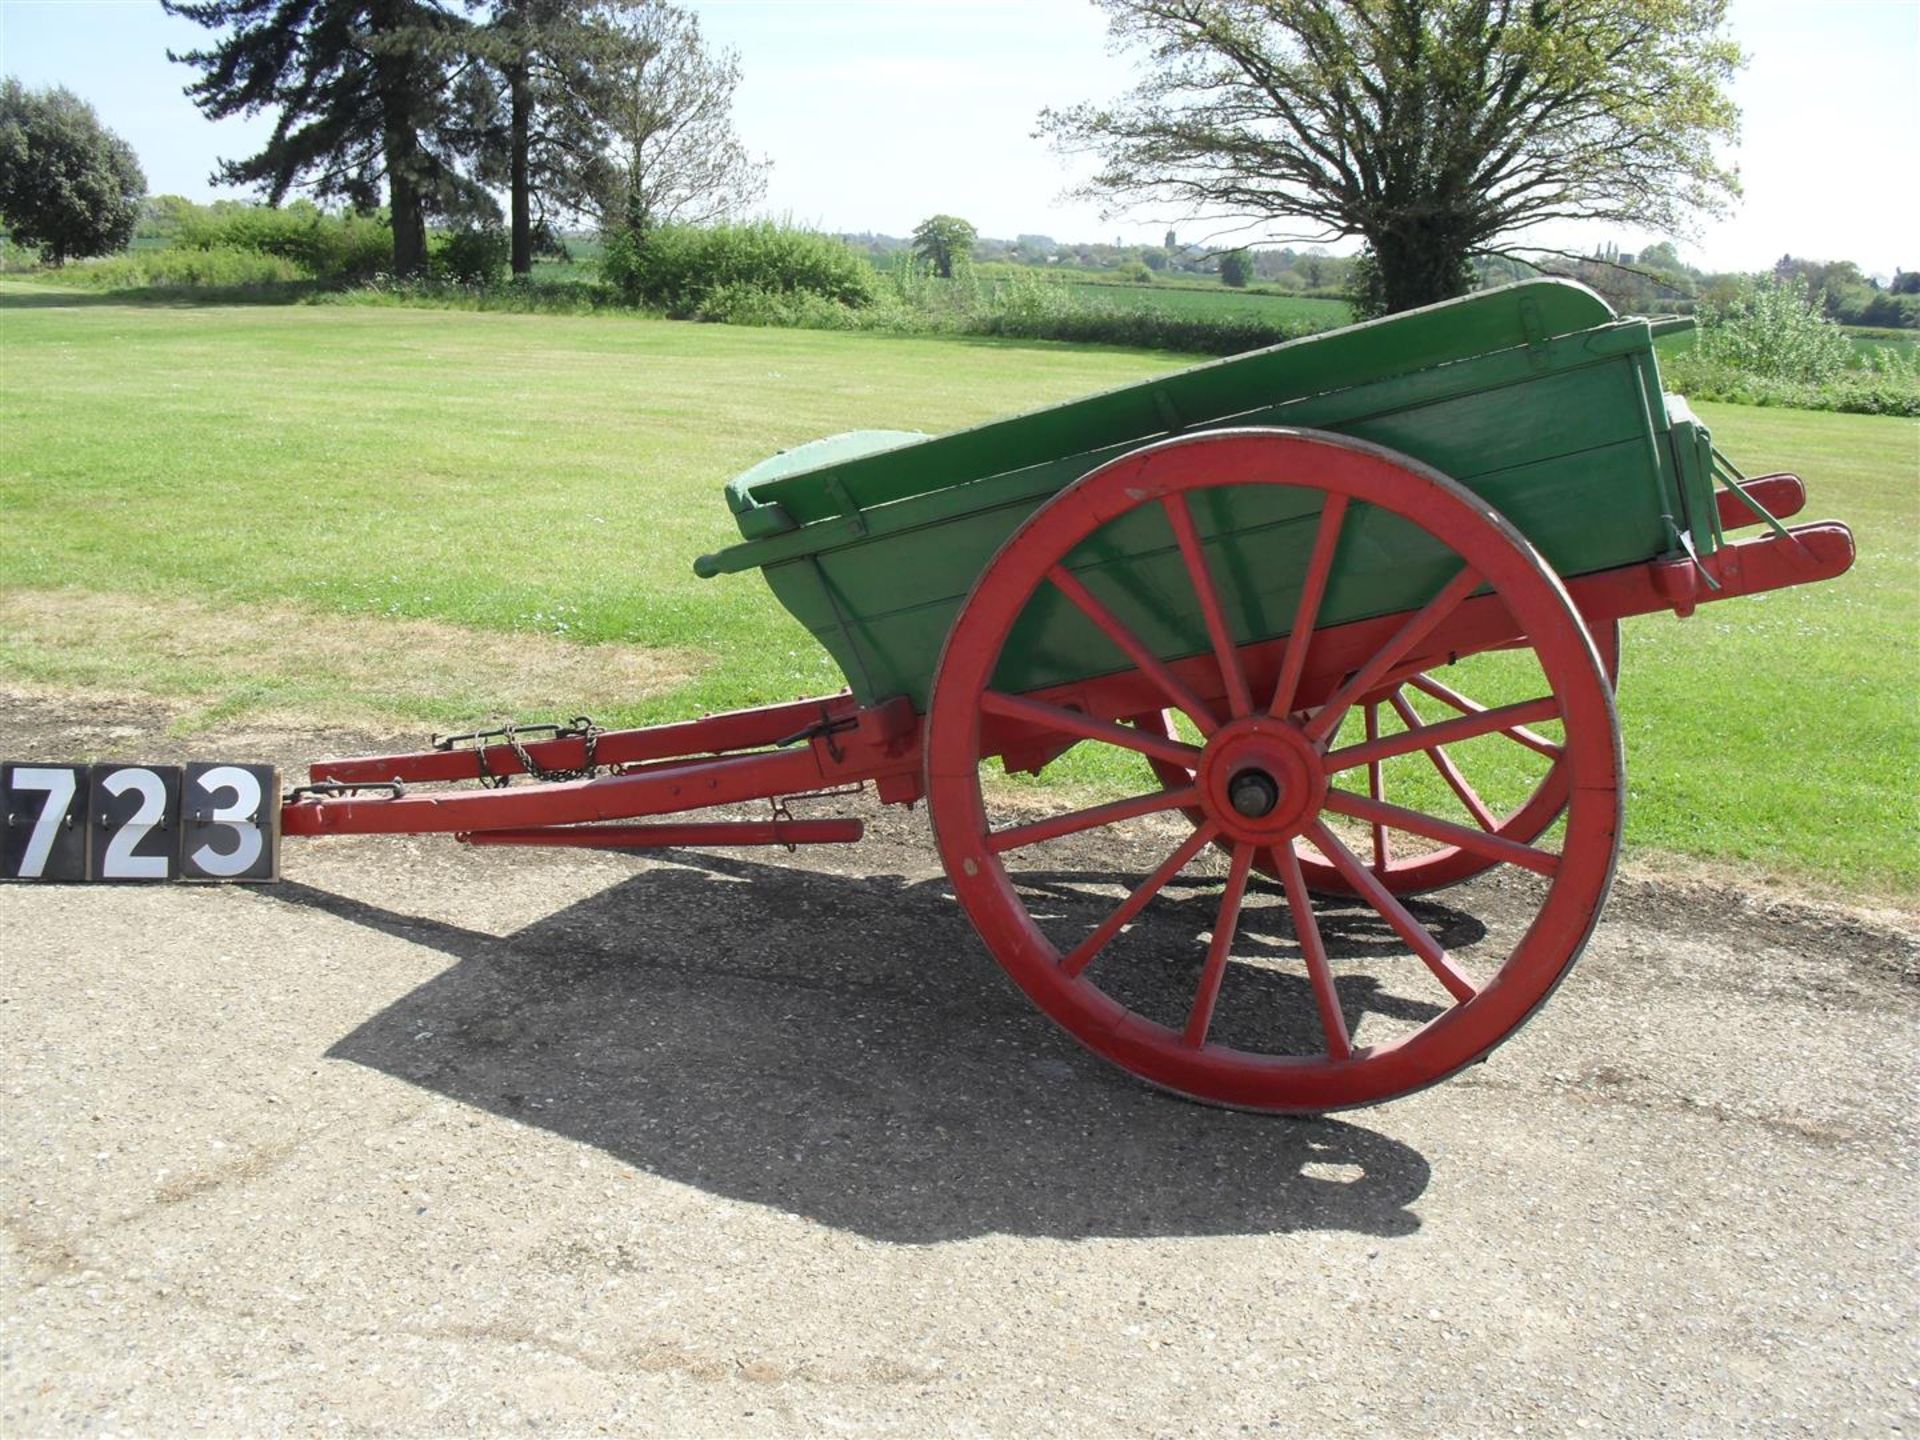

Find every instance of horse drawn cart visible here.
[7,280,1856,1111]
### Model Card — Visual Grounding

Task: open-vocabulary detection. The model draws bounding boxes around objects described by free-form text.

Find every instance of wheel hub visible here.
[1194,717,1327,843]
[1228,768,1280,818]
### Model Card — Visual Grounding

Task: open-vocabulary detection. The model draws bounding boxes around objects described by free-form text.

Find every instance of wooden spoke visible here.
[1323,696,1560,772]
[1047,565,1220,735]
[1389,689,1497,830]
[1307,823,1478,1003]
[1161,493,1253,718]
[981,691,1202,769]
[1365,702,1390,871]
[1323,789,1560,878]
[924,430,1622,1112]
[1269,493,1349,718]
[1063,821,1222,977]
[1407,673,1564,759]
[1184,842,1254,1047]
[1272,845,1350,1060]
[990,787,1201,854]
[1305,566,1483,742]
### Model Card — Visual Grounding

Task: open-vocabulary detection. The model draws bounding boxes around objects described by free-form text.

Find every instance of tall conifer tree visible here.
[164,0,492,275]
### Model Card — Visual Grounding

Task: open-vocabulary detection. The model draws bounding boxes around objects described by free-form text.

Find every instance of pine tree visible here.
[163,0,494,275]
[467,0,615,275]
[462,1,765,272]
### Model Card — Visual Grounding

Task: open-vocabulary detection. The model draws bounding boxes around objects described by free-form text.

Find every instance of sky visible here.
[1,0,1915,277]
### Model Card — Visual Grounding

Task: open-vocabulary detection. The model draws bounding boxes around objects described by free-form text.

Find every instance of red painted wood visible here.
[1161,493,1253,718]
[282,747,834,837]
[1715,473,1805,531]
[458,819,864,849]
[922,429,1625,1113]
[1047,564,1219,734]
[1268,494,1347,718]
[312,695,855,787]
[1273,845,1349,1060]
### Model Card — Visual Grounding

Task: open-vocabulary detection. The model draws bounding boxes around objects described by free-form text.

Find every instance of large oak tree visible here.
[1041,0,1743,313]
[0,79,147,264]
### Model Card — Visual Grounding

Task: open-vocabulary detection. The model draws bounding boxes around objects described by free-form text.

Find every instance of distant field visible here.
[1,282,1912,895]
[1065,281,1352,328]
[1655,324,1916,368]
[1841,327,1920,362]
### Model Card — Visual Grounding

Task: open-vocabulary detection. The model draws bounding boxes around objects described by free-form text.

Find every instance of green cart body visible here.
[697,280,1719,711]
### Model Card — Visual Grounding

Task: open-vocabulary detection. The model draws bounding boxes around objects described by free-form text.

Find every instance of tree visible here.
[465,0,616,275]
[1041,0,1743,314]
[1217,247,1251,286]
[162,0,495,276]
[0,80,146,264]
[1697,273,1851,384]
[912,214,977,278]
[594,2,766,238]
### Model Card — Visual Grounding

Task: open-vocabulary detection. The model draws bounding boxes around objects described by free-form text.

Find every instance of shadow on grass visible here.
[0,281,330,310]
[272,849,1439,1244]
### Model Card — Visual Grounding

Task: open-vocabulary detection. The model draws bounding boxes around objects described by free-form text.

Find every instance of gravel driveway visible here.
[3,695,1915,1435]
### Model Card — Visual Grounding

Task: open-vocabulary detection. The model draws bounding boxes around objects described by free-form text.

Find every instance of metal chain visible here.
[467,716,602,788]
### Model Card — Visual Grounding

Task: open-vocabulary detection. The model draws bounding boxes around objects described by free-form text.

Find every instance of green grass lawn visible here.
[2,281,1913,897]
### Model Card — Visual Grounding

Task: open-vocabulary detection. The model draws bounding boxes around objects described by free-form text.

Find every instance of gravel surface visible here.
[2,692,1916,1436]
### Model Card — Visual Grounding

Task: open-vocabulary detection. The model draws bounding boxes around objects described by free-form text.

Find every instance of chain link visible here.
[469,716,602,788]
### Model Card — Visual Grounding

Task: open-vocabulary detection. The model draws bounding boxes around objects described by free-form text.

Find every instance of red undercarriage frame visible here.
[281,475,1852,846]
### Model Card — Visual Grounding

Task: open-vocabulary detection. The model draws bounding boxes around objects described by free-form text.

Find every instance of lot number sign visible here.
[2,763,279,883]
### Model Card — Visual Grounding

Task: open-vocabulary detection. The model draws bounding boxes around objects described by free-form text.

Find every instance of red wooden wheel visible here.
[924,429,1622,1112]
[1133,622,1621,897]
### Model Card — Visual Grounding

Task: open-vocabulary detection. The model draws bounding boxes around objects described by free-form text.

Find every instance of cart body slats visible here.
[695,280,1719,711]
[722,279,1618,529]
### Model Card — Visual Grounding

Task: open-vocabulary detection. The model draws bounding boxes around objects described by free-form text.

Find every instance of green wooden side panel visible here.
[694,280,1715,711]
[723,279,1616,530]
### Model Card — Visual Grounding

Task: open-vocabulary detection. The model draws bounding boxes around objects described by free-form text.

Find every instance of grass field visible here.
[1064,281,1351,327]
[2,280,1914,897]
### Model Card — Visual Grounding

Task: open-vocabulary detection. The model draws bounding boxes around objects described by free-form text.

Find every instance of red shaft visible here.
[459,819,865,849]
[313,695,850,787]
[283,746,828,837]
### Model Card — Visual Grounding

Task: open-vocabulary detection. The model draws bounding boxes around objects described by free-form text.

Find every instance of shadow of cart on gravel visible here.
[283,850,1470,1244]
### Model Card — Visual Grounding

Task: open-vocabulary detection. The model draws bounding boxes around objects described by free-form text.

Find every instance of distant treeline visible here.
[1478,246,1915,330]
[837,230,1356,298]
[837,230,1918,331]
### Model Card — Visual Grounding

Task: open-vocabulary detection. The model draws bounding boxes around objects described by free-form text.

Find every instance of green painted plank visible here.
[724,279,1616,528]
[711,278,1699,709]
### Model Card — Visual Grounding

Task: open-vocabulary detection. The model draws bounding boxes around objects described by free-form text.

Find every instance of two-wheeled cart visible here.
[278,280,1854,1111]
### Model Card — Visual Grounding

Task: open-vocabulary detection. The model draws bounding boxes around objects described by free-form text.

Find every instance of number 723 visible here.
[1,763,279,883]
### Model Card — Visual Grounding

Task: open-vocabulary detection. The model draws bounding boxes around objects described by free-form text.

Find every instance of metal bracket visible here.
[1676,528,1723,592]
[284,779,407,805]
[775,712,860,761]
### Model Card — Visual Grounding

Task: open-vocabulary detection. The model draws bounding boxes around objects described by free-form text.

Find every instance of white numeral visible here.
[190,766,264,878]
[101,769,169,879]
[10,767,77,879]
